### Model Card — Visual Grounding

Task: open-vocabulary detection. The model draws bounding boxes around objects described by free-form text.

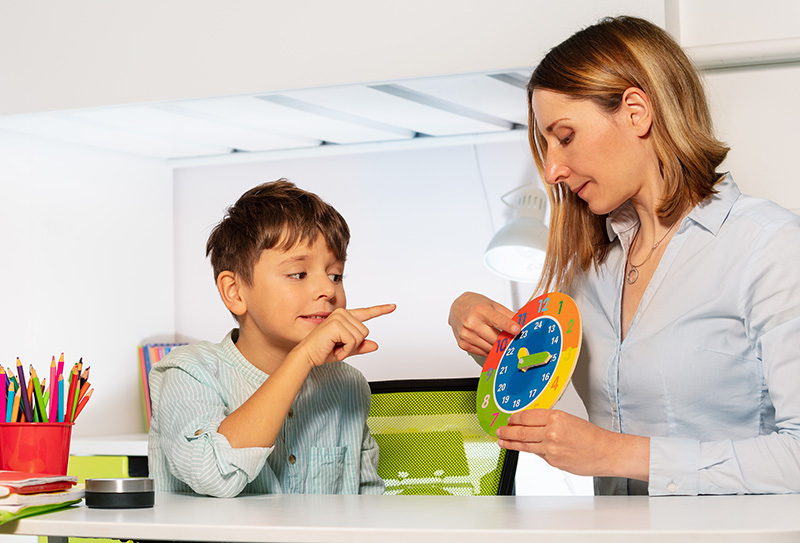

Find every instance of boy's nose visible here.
[315,276,336,299]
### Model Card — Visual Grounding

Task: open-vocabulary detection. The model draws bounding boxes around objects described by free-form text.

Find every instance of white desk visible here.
[2,492,800,542]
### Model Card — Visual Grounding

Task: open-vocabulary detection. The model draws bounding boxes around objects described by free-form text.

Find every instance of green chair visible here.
[367,377,518,496]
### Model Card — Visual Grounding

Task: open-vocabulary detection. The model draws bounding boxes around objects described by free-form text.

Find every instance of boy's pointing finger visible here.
[351,304,397,322]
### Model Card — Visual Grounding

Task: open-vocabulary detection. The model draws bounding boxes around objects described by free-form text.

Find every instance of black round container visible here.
[85,477,154,509]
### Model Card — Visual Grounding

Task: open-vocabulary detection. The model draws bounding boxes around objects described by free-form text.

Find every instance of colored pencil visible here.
[48,356,57,423]
[56,355,64,385]
[65,364,78,423]
[28,377,38,422]
[15,358,33,422]
[77,380,90,403]
[1,370,5,419]
[57,373,65,422]
[79,366,90,389]
[10,383,20,422]
[73,388,92,420]
[30,367,48,422]
[4,381,13,423]
[6,367,18,390]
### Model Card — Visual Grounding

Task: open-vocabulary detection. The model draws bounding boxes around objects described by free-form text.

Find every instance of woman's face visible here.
[532,88,654,215]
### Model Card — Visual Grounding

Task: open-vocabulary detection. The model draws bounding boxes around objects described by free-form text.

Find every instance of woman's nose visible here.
[544,149,570,185]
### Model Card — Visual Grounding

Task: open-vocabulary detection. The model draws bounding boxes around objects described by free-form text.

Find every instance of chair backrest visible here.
[367,377,518,496]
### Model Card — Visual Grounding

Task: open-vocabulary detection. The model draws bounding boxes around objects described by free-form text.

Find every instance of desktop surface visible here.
[2,492,800,542]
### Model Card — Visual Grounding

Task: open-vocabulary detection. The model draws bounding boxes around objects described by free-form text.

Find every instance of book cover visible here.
[0,470,78,494]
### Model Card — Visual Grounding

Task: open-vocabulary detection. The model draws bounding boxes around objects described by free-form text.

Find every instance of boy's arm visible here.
[150,358,270,498]
[218,304,395,449]
[359,421,385,495]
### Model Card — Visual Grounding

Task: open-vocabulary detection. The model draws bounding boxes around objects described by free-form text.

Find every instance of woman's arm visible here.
[448,292,521,356]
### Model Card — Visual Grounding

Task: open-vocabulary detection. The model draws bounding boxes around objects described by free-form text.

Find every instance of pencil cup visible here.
[0,422,74,475]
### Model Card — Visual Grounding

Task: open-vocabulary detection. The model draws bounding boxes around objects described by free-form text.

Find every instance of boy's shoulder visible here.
[309,362,371,393]
[152,331,238,376]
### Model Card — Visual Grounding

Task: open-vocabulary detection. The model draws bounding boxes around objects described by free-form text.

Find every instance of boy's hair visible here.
[206,179,350,287]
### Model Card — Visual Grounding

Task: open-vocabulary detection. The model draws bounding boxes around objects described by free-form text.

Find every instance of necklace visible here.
[626,221,678,285]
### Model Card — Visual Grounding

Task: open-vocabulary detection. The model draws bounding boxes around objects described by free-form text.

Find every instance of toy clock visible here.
[477,292,582,436]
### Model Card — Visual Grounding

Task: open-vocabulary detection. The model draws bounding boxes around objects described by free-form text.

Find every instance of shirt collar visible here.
[605,172,740,242]
[686,172,740,236]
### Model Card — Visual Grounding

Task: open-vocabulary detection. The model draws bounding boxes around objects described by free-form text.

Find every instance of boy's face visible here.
[237,234,346,355]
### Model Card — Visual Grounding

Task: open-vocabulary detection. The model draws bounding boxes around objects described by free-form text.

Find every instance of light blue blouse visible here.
[570,174,800,495]
[148,330,384,497]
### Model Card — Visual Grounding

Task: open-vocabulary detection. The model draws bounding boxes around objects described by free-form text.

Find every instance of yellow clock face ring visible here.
[477,292,582,436]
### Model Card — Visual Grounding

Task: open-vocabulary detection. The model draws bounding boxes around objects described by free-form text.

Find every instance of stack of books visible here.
[0,470,83,524]
[138,343,186,429]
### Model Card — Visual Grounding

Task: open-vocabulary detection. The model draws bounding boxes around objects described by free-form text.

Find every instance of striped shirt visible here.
[148,329,384,497]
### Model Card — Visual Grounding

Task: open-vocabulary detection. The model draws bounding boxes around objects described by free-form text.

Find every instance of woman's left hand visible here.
[495,409,650,481]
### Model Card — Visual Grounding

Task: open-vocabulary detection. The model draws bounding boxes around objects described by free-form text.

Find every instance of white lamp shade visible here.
[484,216,548,282]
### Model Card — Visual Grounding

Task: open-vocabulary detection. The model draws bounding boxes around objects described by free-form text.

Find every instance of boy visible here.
[148,179,395,497]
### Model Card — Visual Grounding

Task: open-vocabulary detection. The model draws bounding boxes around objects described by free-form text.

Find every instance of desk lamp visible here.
[483,184,549,283]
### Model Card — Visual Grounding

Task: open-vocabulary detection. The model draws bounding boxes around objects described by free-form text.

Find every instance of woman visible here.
[449,16,800,495]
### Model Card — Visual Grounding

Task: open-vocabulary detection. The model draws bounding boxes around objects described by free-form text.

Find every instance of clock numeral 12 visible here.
[538,297,550,313]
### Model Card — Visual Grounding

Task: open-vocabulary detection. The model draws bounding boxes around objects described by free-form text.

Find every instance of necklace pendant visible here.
[626,266,639,285]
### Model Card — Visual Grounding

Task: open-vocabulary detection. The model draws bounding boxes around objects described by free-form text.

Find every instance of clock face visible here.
[477,292,582,436]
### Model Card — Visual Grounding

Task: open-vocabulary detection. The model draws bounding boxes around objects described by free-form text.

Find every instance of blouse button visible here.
[193,429,203,436]
[288,408,294,417]
[667,483,678,493]
[288,454,296,465]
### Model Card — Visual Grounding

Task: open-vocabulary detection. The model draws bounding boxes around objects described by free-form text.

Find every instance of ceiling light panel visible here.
[62,105,317,153]
[178,95,415,145]
[395,74,529,126]
[281,85,511,137]
[0,114,226,158]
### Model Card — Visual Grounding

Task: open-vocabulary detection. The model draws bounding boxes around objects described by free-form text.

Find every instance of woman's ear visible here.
[217,271,247,316]
[621,87,652,137]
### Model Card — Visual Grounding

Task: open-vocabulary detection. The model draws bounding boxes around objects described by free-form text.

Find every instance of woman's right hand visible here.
[448,292,521,357]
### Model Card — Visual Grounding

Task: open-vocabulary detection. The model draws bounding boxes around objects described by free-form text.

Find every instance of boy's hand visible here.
[296,304,396,368]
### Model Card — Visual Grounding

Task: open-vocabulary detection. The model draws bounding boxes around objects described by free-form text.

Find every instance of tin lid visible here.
[85,478,153,493]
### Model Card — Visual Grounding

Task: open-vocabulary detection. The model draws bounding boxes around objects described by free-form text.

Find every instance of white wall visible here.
[0,133,174,437]
[675,0,800,210]
[172,136,535,382]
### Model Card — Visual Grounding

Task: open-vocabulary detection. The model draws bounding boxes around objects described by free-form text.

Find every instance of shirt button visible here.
[667,483,678,493]
[611,402,618,412]
[288,408,294,417]
[288,454,296,465]
[194,429,203,436]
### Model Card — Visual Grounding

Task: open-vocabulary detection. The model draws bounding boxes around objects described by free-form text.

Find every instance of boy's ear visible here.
[621,87,652,137]
[217,271,247,316]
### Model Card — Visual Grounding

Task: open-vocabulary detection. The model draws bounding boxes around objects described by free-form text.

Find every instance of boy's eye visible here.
[288,272,306,279]
[328,274,343,283]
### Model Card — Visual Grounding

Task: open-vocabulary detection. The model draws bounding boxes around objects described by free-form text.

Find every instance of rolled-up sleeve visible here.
[151,357,271,497]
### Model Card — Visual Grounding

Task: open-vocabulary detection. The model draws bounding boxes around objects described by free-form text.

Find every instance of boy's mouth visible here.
[300,312,330,323]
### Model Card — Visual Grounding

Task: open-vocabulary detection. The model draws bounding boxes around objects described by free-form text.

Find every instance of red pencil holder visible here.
[0,422,74,475]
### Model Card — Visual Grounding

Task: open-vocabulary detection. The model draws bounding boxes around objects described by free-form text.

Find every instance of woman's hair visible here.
[206,179,350,287]
[527,16,729,292]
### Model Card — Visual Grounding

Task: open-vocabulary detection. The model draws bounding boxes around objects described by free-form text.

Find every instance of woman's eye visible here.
[328,274,343,283]
[560,133,573,145]
[288,272,306,279]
